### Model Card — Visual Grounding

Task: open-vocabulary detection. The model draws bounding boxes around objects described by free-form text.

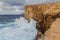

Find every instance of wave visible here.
[0,17,37,40]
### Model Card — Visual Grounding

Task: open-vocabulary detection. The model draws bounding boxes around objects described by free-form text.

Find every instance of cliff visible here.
[25,2,60,40]
[25,2,60,20]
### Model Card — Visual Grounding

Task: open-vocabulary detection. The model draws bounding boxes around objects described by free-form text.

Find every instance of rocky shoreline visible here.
[25,2,60,40]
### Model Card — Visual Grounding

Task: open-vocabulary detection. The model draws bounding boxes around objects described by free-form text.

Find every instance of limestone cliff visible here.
[25,2,60,40]
[25,2,60,20]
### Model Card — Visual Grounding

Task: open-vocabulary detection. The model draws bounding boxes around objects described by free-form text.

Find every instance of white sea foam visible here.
[0,17,37,40]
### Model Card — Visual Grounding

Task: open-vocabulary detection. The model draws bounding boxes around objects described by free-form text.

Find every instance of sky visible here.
[0,0,60,15]
[0,0,24,3]
[0,0,24,15]
[26,0,60,5]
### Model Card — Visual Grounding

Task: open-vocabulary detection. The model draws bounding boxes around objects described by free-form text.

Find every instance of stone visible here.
[25,2,60,40]
[44,18,60,40]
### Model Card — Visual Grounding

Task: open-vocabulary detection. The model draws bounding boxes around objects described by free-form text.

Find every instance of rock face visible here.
[25,2,60,20]
[25,2,60,40]
[44,18,60,40]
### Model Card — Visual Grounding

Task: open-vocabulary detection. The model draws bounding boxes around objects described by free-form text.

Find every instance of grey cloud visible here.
[0,0,24,3]
[25,0,60,5]
[0,0,25,6]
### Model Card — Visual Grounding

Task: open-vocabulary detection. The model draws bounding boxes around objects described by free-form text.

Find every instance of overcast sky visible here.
[0,0,24,15]
[26,0,60,5]
[0,0,60,15]
[0,0,24,3]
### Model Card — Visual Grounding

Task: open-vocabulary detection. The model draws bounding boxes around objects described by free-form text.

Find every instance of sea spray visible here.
[0,17,37,40]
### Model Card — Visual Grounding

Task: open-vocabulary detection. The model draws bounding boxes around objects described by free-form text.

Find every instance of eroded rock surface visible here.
[25,2,60,40]
[44,18,60,40]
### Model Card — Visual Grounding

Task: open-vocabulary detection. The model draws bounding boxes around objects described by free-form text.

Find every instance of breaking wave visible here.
[0,17,37,40]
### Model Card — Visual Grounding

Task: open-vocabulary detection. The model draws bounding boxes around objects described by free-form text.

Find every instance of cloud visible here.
[25,0,60,5]
[0,0,24,3]
[0,2,24,15]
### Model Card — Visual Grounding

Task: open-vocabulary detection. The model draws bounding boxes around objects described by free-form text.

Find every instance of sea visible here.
[0,15,37,40]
